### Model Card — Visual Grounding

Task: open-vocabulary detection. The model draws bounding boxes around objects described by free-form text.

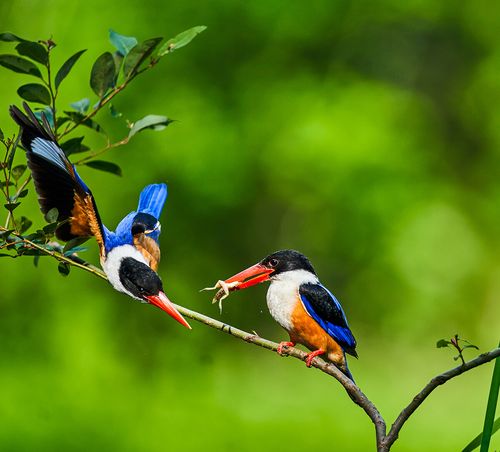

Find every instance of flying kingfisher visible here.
[10,102,190,329]
[217,250,357,379]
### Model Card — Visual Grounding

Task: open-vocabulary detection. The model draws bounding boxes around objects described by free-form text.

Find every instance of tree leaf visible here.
[17,83,51,105]
[60,137,90,156]
[0,32,27,42]
[15,41,48,65]
[0,54,42,77]
[158,26,207,56]
[0,127,3,140]
[85,160,122,176]
[128,114,173,137]
[436,339,451,348]
[11,164,27,181]
[55,49,86,90]
[70,98,90,114]
[90,51,115,97]
[43,221,58,235]
[17,189,28,198]
[0,253,14,258]
[123,38,162,78]
[63,111,104,134]
[44,207,59,223]
[63,236,89,254]
[109,30,138,57]
[4,202,20,212]
[33,255,40,267]
[15,216,32,234]
[58,262,70,276]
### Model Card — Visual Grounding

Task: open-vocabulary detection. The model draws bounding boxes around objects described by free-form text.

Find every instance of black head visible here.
[260,249,316,276]
[119,257,163,299]
[131,212,159,236]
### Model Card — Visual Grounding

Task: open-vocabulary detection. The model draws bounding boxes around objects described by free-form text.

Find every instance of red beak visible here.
[225,263,274,290]
[145,292,192,329]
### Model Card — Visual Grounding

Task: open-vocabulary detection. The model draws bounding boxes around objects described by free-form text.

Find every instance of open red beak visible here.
[225,263,274,290]
[145,292,192,329]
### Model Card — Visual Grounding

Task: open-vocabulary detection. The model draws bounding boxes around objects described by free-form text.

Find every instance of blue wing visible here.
[299,283,357,357]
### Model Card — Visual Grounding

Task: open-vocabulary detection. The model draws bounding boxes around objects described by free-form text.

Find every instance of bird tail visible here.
[137,183,168,219]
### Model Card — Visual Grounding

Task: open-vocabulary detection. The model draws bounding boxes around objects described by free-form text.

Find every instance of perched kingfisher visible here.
[10,103,190,329]
[220,250,357,379]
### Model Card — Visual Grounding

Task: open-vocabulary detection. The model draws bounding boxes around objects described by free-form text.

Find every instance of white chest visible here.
[266,269,319,332]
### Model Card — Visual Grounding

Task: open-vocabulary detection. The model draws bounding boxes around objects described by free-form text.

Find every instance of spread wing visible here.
[299,283,357,357]
[9,103,107,257]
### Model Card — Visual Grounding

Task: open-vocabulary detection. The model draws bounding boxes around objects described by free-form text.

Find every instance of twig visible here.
[1,224,498,451]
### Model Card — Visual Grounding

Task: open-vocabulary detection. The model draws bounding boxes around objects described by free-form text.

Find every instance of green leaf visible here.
[0,127,3,140]
[33,255,40,267]
[128,114,173,138]
[43,221,58,235]
[4,202,20,212]
[479,344,500,452]
[15,41,48,65]
[109,30,138,56]
[0,54,42,77]
[63,236,89,254]
[55,49,86,90]
[14,216,32,234]
[11,164,27,181]
[90,52,115,97]
[17,83,51,105]
[123,37,162,78]
[70,98,90,114]
[17,189,28,198]
[109,103,122,118]
[58,262,70,276]
[63,111,104,134]
[158,26,206,56]
[0,32,27,42]
[60,137,90,156]
[44,207,59,223]
[112,51,123,82]
[436,339,451,348]
[85,160,122,176]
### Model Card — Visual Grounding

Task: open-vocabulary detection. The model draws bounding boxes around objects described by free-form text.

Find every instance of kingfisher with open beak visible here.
[214,250,357,379]
[10,102,190,329]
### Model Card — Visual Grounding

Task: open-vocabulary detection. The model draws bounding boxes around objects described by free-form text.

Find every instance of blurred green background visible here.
[0,1,499,451]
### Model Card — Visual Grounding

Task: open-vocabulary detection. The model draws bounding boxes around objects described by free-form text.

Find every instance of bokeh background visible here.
[0,1,499,451]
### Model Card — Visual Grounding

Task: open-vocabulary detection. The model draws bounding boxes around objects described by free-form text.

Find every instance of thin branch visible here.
[381,347,500,451]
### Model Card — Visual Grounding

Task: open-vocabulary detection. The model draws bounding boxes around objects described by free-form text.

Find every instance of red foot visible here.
[277,341,295,355]
[305,349,325,367]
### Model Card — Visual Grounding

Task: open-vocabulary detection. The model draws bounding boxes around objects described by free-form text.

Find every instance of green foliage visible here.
[437,335,479,365]
[85,160,122,176]
[90,52,115,97]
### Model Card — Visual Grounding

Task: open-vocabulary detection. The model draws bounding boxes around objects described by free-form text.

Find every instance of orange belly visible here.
[289,296,344,366]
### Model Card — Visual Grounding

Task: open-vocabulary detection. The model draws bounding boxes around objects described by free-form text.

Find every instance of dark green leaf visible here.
[60,137,90,156]
[158,26,206,56]
[0,127,3,140]
[85,160,122,176]
[24,230,46,241]
[0,32,27,42]
[0,54,42,77]
[90,52,115,97]
[17,189,28,198]
[462,344,480,351]
[58,262,70,276]
[63,111,104,134]
[63,236,89,254]
[44,207,59,223]
[109,30,138,56]
[11,164,27,181]
[70,98,90,114]
[34,107,54,128]
[112,51,123,83]
[43,222,58,235]
[0,229,14,240]
[33,255,40,267]
[15,41,48,65]
[109,104,122,118]
[55,49,86,90]
[15,216,32,234]
[17,83,51,105]
[128,114,173,137]
[4,202,20,212]
[123,38,162,78]
[436,339,451,348]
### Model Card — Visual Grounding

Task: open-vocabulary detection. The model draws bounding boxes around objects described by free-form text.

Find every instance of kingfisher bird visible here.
[10,102,190,329]
[220,250,357,379]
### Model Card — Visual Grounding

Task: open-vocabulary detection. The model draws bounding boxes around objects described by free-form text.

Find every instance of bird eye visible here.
[269,258,279,267]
